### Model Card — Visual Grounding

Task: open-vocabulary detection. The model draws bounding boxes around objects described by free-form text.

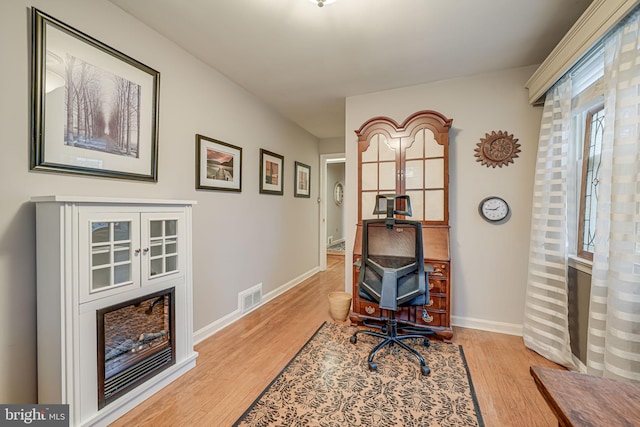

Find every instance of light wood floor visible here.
[112,255,561,426]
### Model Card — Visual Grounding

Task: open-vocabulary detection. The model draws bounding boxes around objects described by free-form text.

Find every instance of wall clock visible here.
[474,130,520,168]
[479,196,509,222]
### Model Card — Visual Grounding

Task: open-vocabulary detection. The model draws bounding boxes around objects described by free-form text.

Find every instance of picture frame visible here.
[30,8,160,181]
[259,149,284,195]
[196,134,242,192]
[294,161,311,198]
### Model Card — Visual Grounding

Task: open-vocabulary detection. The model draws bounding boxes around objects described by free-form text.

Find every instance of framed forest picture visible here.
[30,8,160,181]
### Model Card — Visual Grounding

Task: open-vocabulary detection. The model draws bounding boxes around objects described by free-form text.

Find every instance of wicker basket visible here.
[328,291,352,322]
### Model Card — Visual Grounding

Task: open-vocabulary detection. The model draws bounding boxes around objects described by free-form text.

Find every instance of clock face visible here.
[479,197,509,222]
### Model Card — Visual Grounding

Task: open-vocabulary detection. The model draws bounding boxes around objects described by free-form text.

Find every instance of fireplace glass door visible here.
[97,288,175,409]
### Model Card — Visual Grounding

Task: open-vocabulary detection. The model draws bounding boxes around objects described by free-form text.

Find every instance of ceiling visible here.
[109,0,593,139]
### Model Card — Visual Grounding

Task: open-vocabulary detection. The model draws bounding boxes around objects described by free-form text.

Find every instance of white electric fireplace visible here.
[32,196,198,427]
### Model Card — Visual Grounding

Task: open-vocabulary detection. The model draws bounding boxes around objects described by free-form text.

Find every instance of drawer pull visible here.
[428,282,434,290]
[423,313,434,323]
[365,306,375,315]
[425,299,434,307]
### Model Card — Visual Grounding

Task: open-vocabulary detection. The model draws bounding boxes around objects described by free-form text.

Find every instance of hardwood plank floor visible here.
[112,254,561,426]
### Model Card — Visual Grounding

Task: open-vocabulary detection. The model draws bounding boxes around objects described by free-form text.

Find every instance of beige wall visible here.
[0,0,319,403]
[319,137,345,155]
[345,66,543,333]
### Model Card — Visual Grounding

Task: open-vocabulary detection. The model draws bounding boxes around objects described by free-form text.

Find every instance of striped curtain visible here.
[587,11,640,381]
[523,76,576,368]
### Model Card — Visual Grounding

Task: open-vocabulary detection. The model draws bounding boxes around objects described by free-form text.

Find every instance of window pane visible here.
[92,246,111,267]
[92,268,110,290]
[361,134,379,163]
[361,163,378,191]
[425,159,444,188]
[150,221,163,238]
[379,135,396,161]
[150,241,163,257]
[405,130,424,159]
[113,222,130,241]
[378,162,396,190]
[92,222,110,243]
[405,160,423,189]
[406,190,424,221]
[166,256,177,273]
[424,131,443,158]
[165,241,177,255]
[150,259,163,276]
[114,264,131,284]
[165,220,177,236]
[113,245,130,263]
[580,107,604,256]
[425,190,445,221]
[362,192,378,219]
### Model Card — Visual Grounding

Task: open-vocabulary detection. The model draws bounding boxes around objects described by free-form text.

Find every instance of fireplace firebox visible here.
[97,288,176,409]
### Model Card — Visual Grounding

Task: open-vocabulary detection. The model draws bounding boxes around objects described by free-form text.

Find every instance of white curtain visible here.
[523,76,576,368]
[587,12,640,381]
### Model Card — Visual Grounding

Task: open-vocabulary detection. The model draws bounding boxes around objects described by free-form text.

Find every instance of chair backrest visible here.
[358,218,427,311]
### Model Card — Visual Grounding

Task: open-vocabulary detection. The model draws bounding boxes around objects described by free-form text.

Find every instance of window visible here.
[577,106,604,260]
[570,44,605,262]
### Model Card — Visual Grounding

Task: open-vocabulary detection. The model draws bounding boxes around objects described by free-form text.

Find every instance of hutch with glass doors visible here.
[350,110,454,341]
[32,196,197,427]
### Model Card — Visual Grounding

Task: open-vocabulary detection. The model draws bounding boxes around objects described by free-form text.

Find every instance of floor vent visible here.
[239,283,262,314]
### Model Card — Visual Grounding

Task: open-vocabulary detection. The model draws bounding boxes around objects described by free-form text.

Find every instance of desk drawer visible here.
[421,310,447,326]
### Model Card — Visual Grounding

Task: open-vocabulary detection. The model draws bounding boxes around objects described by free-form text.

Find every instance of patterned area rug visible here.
[233,322,484,426]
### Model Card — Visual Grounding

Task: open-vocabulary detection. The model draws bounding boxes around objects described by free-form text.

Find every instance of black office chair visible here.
[350,194,433,376]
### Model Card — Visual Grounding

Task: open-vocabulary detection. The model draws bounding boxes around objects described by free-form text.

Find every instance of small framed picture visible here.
[30,8,160,181]
[294,161,311,198]
[259,149,284,195]
[196,134,242,192]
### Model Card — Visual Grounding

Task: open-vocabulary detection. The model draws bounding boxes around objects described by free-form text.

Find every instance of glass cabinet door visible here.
[142,213,185,282]
[79,212,141,303]
[90,221,133,290]
[403,128,446,222]
[360,133,398,220]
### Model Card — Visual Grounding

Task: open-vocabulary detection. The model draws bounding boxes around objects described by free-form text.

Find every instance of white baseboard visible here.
[193,266,321,345]
[451,315,523,336]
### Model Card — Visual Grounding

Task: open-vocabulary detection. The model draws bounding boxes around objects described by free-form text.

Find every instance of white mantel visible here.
[33,196,198,427]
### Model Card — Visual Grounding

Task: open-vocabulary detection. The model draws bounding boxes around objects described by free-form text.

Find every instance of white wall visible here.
[0,0,319,403]
[345,66,543,334]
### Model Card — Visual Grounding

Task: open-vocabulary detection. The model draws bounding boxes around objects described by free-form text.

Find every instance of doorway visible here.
[319,153,345,271]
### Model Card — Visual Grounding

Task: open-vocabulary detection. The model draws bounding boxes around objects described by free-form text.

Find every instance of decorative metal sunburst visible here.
[474,130,521,168]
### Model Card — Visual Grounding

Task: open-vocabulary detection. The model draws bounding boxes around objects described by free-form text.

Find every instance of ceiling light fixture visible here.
[310,0,336,7]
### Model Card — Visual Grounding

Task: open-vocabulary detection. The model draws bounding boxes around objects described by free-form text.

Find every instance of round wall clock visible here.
[474,130,521,168]
[479,196,509,222]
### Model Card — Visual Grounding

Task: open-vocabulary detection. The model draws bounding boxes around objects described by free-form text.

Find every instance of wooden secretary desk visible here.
[350,110,454,341]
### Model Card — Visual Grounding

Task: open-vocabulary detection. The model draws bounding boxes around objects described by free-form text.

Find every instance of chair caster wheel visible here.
[350,335,357,344]
[423,339,430,347]
[421,365,431,376]
[368,361,377,371]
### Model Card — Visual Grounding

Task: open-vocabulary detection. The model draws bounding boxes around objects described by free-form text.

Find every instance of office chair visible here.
[350,194,433,376]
